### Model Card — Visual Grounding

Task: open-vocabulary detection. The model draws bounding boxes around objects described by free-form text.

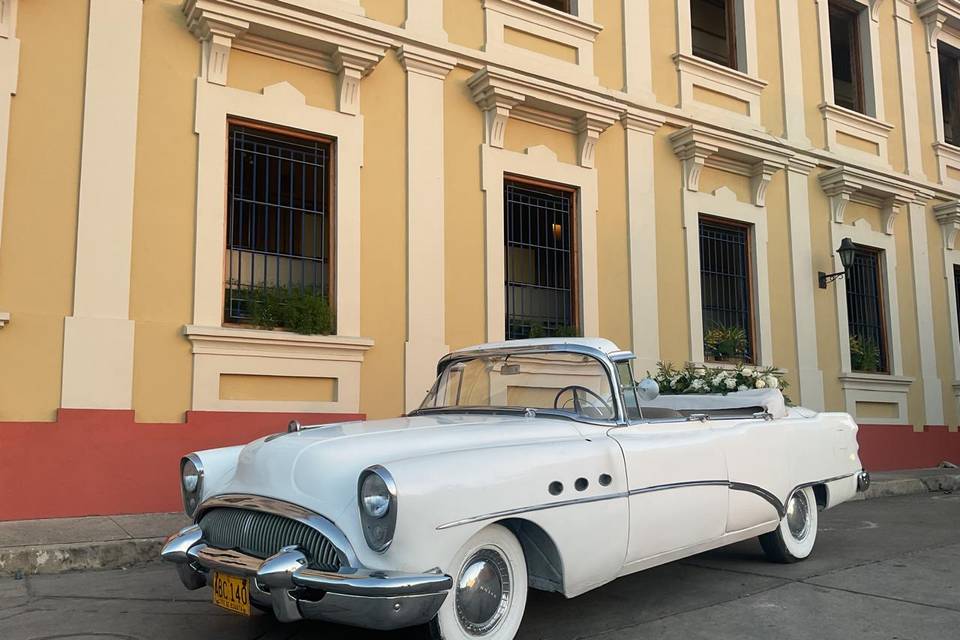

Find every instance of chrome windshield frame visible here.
[416,343,628,426]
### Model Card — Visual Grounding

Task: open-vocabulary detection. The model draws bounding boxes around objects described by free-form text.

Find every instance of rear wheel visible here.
[759,486,818,563]
[428,524,528,640]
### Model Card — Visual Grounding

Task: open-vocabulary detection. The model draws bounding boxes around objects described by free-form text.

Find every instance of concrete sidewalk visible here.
[1,467,957,577]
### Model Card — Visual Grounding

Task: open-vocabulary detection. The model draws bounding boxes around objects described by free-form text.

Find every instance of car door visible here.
[608,359,728,568]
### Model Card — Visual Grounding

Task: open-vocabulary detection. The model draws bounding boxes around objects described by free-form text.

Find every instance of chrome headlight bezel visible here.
[357,465,397,552]
[180,454,204,518]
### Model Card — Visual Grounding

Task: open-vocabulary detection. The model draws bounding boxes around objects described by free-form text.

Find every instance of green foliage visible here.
[849,335,881,373]
[522,322,578,339]
[247,286,334,335]
[703,324,748,361]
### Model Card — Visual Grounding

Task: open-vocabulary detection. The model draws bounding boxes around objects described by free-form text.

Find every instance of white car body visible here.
[162,338,867,636]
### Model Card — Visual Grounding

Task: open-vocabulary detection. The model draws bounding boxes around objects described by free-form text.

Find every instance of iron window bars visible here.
[699,217,755,363]
[504,177,579,340]
[845,246,888,373]
[224,122,333,324]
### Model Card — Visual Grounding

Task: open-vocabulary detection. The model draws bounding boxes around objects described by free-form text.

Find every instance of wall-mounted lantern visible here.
[818,237,856,289]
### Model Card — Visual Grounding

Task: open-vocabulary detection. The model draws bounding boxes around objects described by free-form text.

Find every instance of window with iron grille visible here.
[699,217,755,363]
[691,0,738,69]
[224,122,333,325]
[504,177,579,340]
[846,246,888,373]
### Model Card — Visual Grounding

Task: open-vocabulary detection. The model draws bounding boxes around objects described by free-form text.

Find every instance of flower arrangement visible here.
[650,361,789,400]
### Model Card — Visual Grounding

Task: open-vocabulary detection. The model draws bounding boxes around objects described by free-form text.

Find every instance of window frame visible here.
[502,173,581,340]
[529,0,573,14]
[954,265,960,346]
[697,214,757,364]
[223,117,338,327]
[828,0,866,115]
[690,0,739,70]
[845,244,890,374]
[939,43,960,147]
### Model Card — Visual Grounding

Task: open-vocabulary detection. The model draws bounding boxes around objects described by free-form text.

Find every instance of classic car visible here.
[161,338,869,639]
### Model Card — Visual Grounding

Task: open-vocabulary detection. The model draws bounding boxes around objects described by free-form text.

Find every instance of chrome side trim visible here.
[434,473,859,530]
[195,494,360,568]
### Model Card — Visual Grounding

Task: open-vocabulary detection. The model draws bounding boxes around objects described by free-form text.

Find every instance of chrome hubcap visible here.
[786,490,810,541]
[455,548,511,635]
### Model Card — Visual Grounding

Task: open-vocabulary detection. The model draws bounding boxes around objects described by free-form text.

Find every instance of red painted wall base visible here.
[0,409,361,522]
[857,424,960,471]
[1,412,956,521]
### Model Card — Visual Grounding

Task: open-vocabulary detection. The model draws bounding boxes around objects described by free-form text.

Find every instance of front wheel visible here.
[428,524,528,640]
[759,486,818,563]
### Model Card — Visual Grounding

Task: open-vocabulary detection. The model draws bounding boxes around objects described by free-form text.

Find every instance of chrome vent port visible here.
[199,507,344,571]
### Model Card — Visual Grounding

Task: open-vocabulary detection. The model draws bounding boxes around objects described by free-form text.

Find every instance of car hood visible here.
[207,413,587,526]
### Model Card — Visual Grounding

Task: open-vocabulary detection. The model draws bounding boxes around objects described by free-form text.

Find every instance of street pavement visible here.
[1,492,957,640]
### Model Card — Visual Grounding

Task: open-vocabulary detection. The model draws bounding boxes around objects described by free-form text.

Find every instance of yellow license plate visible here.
[212,571,251,616]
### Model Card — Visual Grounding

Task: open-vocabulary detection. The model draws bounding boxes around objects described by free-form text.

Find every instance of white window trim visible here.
[831,217,914,424]
[918,4,960,186]
[189,80,372,412]
[935,201,960,421]
[815,0,892,166]
[674,0,767,128]
[480,144,599,342]
[682,187,773,367]
[481,0,601,81]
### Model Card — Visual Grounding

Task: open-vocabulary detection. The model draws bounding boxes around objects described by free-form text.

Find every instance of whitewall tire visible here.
[429,524,528,640]
[759,486,818,563]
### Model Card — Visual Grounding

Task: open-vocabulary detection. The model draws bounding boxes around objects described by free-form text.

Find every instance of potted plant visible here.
[703,324,748,363]
[849,335,881,373]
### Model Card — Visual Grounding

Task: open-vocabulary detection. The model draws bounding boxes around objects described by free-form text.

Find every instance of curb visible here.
[0,537,164,577]
[2,472,958,578]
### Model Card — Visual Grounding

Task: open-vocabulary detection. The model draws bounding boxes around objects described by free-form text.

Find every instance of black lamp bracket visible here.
[818,270,845,289]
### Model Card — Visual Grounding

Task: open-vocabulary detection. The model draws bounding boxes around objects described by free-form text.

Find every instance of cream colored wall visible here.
[755,0,784,137]
[928,204,958,426]
[763,173,800,393]
[358,52,407,419]
[444,0,483,50]
[799,0,825,147]
[809,172,843,412]
[130,0,198,423]
[0,0,88,421]
[361,0,405,28]
[593,0,624,90]
[913,17,939,182]
[595,122,630,349]
[650,0,679,107]
[878,0,906,174]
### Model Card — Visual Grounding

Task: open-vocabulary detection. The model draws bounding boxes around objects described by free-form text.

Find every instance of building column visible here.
[622,0,653,101]
[894,0,924,178]
[622,111,665,375]
[785,161,825,411]
[404,0,446,39]
[0,0,19,329]
[777,0,810,145]
[399,45,456,412]
[61,0,143,409]
[909,200,946,425]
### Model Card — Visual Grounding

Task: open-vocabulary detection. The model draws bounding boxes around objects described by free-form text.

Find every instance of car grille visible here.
[198,507,343,571]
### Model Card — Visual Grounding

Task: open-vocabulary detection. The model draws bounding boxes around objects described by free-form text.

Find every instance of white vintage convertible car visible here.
[161,338,869,639]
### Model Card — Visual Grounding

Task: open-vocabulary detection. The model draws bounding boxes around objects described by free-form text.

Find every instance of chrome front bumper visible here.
[160,524,452,630]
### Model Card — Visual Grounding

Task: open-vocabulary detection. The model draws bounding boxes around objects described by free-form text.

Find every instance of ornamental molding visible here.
[918,0,960,48]
[467,65,622,168]
[184,325,374,361]
[620,109,666,135]
[397,44,456,80]
[934,200,960,249]
[668,125,792,207]
[818,166,926,234]
[183,0,391,112]
[0,311,8,328]
[482,0,602,42]
[0,0,17,39]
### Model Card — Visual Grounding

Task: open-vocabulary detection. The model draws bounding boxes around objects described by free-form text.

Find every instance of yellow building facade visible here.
[2,0,960,518]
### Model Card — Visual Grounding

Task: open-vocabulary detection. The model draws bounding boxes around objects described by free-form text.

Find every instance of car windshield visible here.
[418,351,616,421]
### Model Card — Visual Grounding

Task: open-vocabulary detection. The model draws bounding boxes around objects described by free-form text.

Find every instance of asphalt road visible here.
[2,493,958,640]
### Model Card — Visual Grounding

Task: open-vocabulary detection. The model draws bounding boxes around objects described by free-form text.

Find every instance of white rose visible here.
[755,379,767,389]
[741,367,753,376]
[738,385,749,392]
[764,375,779,389]
[725,378,737,390]
[694,368,706,377]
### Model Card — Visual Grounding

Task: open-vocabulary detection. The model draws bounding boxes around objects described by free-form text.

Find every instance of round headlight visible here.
[361,472,391,518]
[182,459,200,494]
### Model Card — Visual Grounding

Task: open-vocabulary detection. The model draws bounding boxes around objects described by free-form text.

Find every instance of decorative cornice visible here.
[398,44,456,80]
[673,53,768,94]
[620,109,666,135]
[934,200,960,249]
[481,0,602,42]
[669,125,791,206]
[467,65,620,168]
[868,0,885,22]
[918,0,960,48]
[0,311,8,329]
[818,166,922,233]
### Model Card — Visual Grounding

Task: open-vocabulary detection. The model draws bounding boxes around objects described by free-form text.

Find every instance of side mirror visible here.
[636,378,660,402]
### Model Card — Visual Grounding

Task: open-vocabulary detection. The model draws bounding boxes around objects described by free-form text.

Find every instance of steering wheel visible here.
[554,385,613,419]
